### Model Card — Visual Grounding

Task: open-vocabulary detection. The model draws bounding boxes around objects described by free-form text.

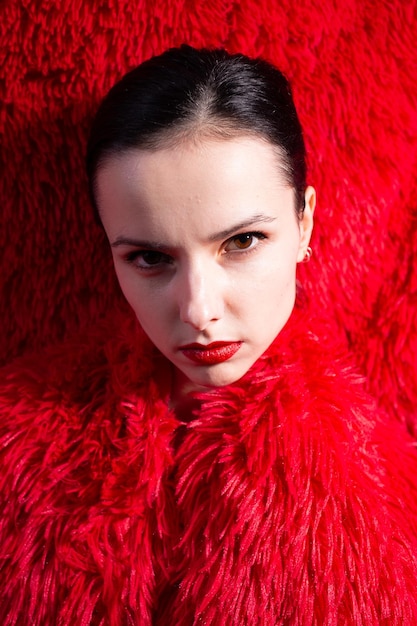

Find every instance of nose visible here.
[177,260,224,331]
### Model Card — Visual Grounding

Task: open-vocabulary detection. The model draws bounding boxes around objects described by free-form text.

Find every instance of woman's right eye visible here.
[125,250,172,270]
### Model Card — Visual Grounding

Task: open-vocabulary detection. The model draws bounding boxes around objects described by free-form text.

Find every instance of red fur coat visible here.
[1,307,417,625]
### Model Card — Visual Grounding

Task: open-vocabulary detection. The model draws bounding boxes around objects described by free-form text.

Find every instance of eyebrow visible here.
[110,213,277,249]
[207,214,277,242]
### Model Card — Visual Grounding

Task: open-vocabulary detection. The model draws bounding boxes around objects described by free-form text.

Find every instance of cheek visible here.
[244,254,298,297]
[123,289,171,341]
[113,266,164,322]
[240,258,297,321]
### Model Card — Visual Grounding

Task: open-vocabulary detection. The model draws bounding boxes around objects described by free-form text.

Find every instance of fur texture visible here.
[1,307,417,625]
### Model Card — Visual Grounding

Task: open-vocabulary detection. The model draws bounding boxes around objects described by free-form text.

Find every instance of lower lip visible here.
[180,342,242,365]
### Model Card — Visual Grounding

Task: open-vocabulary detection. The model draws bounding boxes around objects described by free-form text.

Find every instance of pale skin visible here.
[96,136,315,404]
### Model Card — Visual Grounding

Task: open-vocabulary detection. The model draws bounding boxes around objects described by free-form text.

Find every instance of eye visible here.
[224,231,266,252]
[125,250,173,270]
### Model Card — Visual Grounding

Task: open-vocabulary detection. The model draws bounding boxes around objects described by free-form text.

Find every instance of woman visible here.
[1,45,417,625]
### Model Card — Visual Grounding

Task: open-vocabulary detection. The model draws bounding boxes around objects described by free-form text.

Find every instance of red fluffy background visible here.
[1,1,416,431]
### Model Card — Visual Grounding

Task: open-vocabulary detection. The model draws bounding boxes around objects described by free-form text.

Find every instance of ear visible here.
[297,186,316,263]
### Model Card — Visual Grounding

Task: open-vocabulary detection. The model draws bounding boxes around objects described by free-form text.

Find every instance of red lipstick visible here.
[180,341,242,365]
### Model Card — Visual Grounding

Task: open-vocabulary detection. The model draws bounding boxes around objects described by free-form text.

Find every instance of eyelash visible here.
[223,231,266,253]
[124,231,267,270]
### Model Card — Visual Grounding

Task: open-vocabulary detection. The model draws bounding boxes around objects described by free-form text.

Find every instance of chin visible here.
[181,360,253,391]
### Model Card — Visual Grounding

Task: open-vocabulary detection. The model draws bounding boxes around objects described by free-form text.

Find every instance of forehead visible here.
[96,136,295,236]
[97,135,288,194]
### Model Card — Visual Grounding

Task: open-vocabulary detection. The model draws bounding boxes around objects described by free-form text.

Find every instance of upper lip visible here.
[179,341,239,350]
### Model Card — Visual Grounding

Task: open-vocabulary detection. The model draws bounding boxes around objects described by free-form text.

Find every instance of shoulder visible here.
[0,309,161,506]
[201,305,417,520]
[239,306,376,433]
[0,307,156,416]
[0,309,174,623]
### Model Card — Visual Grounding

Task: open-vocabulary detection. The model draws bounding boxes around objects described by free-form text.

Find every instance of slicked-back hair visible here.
[86,45,307,217]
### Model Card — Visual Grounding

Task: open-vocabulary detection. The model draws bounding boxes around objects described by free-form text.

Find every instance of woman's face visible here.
[96,136,315,396]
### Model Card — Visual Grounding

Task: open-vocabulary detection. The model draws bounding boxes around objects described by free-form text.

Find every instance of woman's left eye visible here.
[224,231,266,252]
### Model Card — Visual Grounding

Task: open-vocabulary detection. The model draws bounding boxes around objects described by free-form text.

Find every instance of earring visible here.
[302,246,313,263]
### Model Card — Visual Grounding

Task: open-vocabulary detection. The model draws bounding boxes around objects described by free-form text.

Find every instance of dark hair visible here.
[86,45,307,216]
